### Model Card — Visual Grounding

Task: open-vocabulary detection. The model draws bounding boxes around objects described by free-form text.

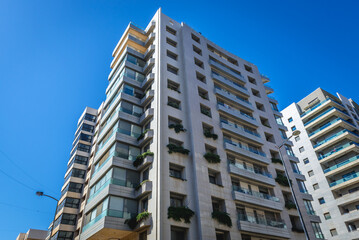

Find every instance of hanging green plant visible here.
[204,152,221,163]
[211,211,232,227]
[167,144,190,155]
[169,123,186,133]
[168,206,195,223]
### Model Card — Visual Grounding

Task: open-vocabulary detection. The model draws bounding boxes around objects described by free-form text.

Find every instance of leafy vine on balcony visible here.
[133,151,154,167]
[203,129,218,140]
[204,152,221,163]
[167,144,190,155]
[168,206,195,223]
[211,211,232,227]
[169,123,186,133]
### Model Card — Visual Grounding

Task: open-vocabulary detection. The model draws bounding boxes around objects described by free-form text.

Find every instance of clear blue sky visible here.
[0,0,358,238]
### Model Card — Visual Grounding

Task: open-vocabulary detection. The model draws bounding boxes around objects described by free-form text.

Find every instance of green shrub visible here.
[168,206,195,223]
[167,144,190,155]
[271,158,283,165]
[169,123,186,133]
[204,152,221,163]
[137,129,151,141]
[285,201,297,210]
[133,151,154,167]
[212,211,232,227]
[136,211,150,222]
[275,174,290,187]
[203,130,218,140]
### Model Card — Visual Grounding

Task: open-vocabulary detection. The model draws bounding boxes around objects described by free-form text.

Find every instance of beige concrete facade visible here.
[281,88,359,239]
[17,229,47,240]
[46,9,320,240]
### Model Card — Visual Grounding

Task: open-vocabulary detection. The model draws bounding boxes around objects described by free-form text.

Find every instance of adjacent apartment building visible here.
[47,9,323,240]
[282,88,359,239]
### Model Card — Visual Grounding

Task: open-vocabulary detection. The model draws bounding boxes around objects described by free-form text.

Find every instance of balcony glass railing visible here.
[304,107,348,126]
[217,103,256,121]
[308,118,355,137]
[238,212,287,229]
[82,209,136,233]
[301,98,344,117]
[87,178,138,202]
[313,130,350,148]
[97,128,140,153]
[221,121,260,137]
[233,186,279,202]
[229,161,272,178]
[209,59,244,81]
[224,139,266,157]
[215,86,251,105]
[318,142,359,160]
[324,155,359,173]
[211,72,247,91]
[329,172,359,187]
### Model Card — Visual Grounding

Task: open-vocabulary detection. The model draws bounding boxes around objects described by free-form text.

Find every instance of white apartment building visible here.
[282,88,359,239]
[47,9,323,240]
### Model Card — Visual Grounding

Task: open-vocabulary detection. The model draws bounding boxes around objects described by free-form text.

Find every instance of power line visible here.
[0,167,37,192]
[0,202,53,215]
[0,149,57,195]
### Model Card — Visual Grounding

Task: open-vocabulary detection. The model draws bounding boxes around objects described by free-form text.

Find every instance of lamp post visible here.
[276,130,310,240]
[36,191,59,239]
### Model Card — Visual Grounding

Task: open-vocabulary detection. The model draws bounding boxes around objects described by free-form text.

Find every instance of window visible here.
[244,65,253,73]
[270,102,279,111]
[169,164,183,179]
[299,147,305,153]
[303,158,309,164]
[191,33,200,43]
[171,226,187,240]
[72,168,86,179]
[200,105,211,117]
[285,145,295,156]
[166,26,176,35]
[196,71,206,83]
[248,76,256,85]
[167,64,178,75]
[64,198,80,209]
[166,37,177,47]
[313,183,319,190]
[167,80,180,93]
[208,169,221,186]
[311,222,324,239]
[82,123,94,133]
[194,58,204,68]
[252,88,260,97]
[198,87,208,100]
[260,117,270,128]
[308,170,314,177]
[61,213,77,225]
[168,97,181,109]
[304,200,315,215]
[279,129,287,139]
[167,50,178,60]
[76,143,91,153]
[265,133,275,143]
[141,198,148,212]
[84,113,96,122]
[54,231,73,240]
[318,197,325,204]
[170,193,184,207]
[330,228,338,236]
[295,136,300,142]
[275,115,284,126]
[288,117,293,123]
[193,45,202,55]
[291,126,296,131]
[256,102,265,111]
[324,212,331,220]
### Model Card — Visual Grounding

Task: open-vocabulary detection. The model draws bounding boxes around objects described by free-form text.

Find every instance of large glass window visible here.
[84,113,96,122]
[77,143,91,153]
[304,200,315,215]
[119,101,143,117]
[82,123,95,133]
[311,222,324,239]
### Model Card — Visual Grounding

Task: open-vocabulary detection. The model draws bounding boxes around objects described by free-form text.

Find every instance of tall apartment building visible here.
[47,9,322,240]
[281,88,359,239]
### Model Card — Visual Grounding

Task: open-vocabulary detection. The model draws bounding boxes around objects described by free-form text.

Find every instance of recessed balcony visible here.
[209,59,246,83]
[232,188,282,210]
[228,163,275,185]
[264,84,274,94]
[318,142,359,164]
[309,118,357,140]
[217,104,258,127]
[214,88,253,111]
[324,155,359,176]
[304,107,350,129]
[220,122,263,145]
[237,213,290,239]
[301,98,345,121]
[224,142,269,164]
[211,72,249,97]
[313,130,359,152]
[330,172,359,189]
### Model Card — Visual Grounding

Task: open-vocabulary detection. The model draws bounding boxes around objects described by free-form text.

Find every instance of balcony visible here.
[214,88,253,111]
[135,180,152,199]
[309,118,357,140]
[220,122,263,145]
[330,172,359,189]
[324,155,359,175]
[224,142,269,164]
[337,189,359,206]
[139,108,154,125]
[261,74,270,83]
[318,142,359,164]
[264,84,274,94]
[301,97,345,120]
[211,72,249,97]
[304,107,350,129]
[143,58,155,73]
[140,89,154,106]
[237,213,290,239]
[228,163,275,185]
[314,130,359,152]
[144,32,155,47]
[217,104,258,127]
[144,45,155,60]
[209,59,246,83]
[232,188,282,210]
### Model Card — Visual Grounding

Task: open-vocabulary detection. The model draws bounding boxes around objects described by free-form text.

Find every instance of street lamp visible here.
[36,191,59,202]
[276,130,310,240]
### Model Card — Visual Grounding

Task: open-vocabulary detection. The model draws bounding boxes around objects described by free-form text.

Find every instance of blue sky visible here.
[0,0,358,238]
